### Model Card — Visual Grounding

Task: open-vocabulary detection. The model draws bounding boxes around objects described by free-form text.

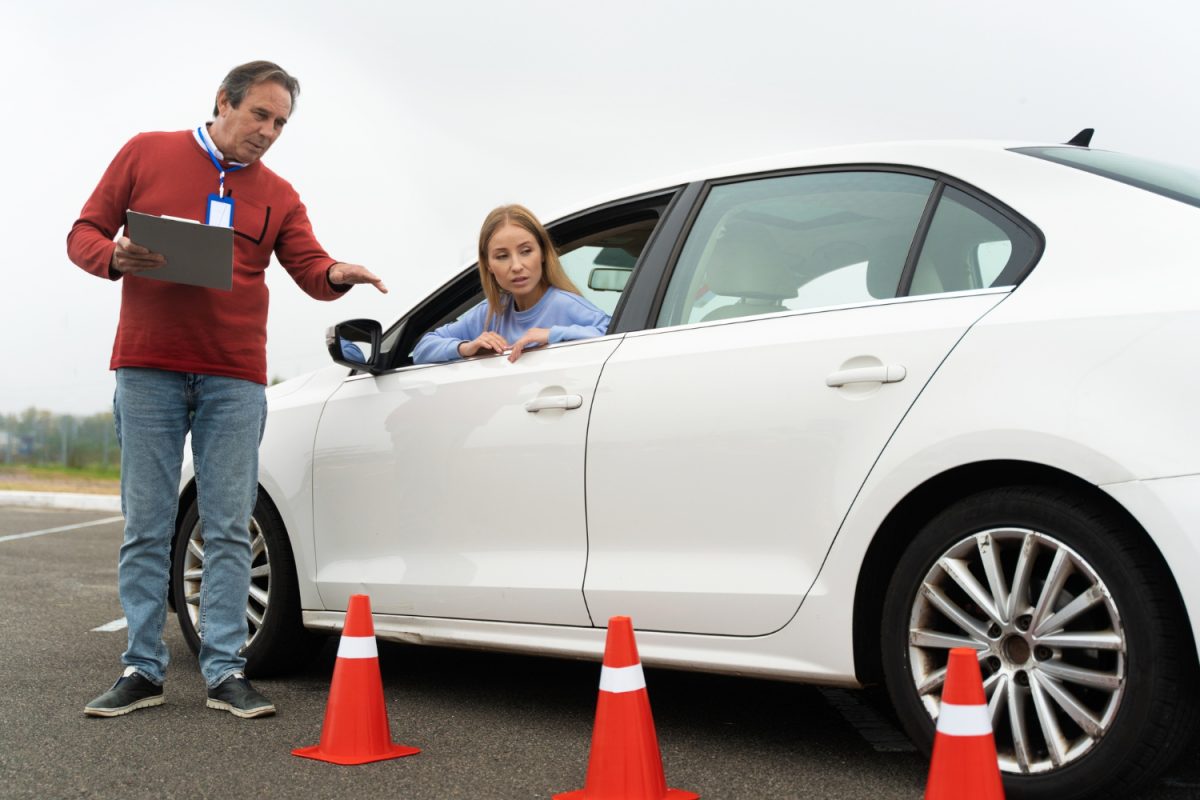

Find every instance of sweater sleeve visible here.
[274,198,342,300]
[67,136,139,280]
[547,298,612,344]
[411,301,489,364]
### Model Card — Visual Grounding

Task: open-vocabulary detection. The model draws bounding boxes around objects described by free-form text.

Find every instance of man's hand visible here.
[328,262,388,293]
[458,332,509,358]
[508,327,550,362]
[110,237,165,275]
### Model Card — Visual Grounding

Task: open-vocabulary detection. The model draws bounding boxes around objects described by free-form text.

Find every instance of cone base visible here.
[554,788,699,800]
[291,742,421,765]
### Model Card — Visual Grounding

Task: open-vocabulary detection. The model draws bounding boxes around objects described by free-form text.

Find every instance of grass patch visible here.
[0,464,120,494]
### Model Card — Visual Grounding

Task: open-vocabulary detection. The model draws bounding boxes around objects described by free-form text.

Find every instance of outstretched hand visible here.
[329,262,388,293]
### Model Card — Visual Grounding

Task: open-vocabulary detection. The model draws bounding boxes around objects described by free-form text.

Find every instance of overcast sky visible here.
[3,0,1197,414]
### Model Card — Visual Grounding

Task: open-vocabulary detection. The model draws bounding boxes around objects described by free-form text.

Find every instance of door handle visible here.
[825,365,907,387]
[525,394,583,412]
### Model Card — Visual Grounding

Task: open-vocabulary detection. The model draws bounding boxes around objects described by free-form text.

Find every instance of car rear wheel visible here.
[171,491,319,676]
[881,486,1197,800]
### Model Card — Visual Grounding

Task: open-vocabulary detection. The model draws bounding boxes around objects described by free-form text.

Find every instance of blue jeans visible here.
[114,368,267,688]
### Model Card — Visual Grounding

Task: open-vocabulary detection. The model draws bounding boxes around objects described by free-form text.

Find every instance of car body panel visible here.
[309,336,623,624]
[583,291,1008,635]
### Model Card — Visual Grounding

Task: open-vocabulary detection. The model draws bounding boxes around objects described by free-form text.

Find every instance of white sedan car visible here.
[172,135,1199,799]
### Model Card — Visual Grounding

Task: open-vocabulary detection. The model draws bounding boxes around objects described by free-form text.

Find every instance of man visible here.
[68,61,386,719]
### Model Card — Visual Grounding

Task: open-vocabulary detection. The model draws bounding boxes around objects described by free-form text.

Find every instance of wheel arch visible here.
[850,459,1196,686]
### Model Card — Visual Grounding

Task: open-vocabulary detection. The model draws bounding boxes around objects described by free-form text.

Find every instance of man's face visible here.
[209,81,292,164]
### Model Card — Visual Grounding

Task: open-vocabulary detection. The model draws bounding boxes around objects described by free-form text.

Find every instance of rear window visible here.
[1012,146,1200,209]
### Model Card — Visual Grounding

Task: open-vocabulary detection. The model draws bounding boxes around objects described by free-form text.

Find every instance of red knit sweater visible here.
[67,129,346,385]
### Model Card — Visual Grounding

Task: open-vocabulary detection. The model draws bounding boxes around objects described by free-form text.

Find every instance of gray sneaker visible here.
[84,671,164,717]
[206,674,276,719]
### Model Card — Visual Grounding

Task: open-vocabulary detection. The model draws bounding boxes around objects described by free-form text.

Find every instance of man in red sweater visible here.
[68,60,386,719]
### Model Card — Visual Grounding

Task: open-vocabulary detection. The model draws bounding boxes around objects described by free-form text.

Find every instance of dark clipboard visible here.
[124,211,235,291]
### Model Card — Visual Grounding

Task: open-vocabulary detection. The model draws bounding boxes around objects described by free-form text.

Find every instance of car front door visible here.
[583,170,1039,635]
[308,194,676,623]
[310,336,620,624]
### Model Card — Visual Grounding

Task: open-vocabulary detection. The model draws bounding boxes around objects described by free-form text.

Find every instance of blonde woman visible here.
[413,204,611,364]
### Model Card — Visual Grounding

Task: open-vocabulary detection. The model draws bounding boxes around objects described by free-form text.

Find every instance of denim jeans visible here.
[114,367,267,688]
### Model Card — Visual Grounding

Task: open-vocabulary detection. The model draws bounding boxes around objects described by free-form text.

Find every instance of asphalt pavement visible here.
[1,505,1198,800]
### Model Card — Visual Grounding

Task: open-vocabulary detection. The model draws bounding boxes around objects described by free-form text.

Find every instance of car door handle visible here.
[525,394,583,412]
[825,365,907,387]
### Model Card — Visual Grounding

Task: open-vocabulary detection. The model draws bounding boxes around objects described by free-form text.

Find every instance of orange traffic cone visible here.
[292,594,420,765]
[555,616,699,800]
[925,647,1005,799]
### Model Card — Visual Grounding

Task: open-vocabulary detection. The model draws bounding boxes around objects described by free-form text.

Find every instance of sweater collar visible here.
[192,123,249,168]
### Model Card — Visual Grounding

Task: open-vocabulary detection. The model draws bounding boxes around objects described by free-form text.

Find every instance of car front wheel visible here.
[171,491,318,676]
[881,486,1197,800]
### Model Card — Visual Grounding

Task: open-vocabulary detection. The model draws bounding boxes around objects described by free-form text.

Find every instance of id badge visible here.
[206,194,235,228]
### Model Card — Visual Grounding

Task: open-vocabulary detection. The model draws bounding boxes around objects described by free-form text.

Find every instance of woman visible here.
[413,204,611,364]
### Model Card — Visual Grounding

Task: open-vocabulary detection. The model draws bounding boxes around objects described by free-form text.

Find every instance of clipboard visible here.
[124,211,235,291]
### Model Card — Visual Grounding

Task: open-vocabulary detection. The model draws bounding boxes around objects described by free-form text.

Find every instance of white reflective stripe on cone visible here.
[337,635,378,659]
[937,702,993,736]
[599,663,646,693]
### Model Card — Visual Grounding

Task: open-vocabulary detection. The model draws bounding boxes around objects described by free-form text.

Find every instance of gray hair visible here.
[212,60,300,117]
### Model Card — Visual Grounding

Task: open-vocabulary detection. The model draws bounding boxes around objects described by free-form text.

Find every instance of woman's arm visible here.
[411,302,491,364]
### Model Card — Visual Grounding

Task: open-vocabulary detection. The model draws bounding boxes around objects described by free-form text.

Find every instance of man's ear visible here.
[215,89,230,117]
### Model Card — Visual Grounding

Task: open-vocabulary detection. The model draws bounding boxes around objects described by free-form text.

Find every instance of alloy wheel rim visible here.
[907,527,1126,774]
[181,516,271,651]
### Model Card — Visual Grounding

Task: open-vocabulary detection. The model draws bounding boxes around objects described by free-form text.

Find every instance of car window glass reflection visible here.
[657,171,934,327]
[909,187,1036,296]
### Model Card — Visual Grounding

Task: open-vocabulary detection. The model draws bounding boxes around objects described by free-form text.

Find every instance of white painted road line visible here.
[92,617,128,633]
[0,515,124,544]
[820,687,917,752]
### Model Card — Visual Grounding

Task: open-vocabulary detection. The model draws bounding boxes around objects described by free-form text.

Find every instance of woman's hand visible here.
[508,328,550,362]
[458,332,509,358]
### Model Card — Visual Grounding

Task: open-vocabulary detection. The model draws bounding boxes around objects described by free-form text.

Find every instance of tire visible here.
[881,486,1198,800]
[171,490,320,676]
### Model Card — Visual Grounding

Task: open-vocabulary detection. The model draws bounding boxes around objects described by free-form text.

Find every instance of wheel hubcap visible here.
[908,528,1126,775]
[181,516,271,652]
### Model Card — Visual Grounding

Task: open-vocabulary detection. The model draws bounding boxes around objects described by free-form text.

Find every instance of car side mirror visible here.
[326,318,383,372]
[588,267,632,293]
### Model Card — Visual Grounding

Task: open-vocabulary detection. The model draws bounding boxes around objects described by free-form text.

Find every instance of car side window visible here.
[909,187,1038,295]
[557,217,657,315]
[381,202,668,369]
[657,171,935,327]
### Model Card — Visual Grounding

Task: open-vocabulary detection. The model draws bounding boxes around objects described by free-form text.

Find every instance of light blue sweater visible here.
[412,287,612,364]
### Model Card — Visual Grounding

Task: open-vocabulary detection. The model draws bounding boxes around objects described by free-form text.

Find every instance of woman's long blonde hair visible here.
[478,204,581,330]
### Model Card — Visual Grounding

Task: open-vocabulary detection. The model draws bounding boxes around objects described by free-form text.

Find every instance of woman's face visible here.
[487,222,546,310]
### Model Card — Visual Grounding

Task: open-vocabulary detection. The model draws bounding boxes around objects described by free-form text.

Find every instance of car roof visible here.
[544,139,1052,222]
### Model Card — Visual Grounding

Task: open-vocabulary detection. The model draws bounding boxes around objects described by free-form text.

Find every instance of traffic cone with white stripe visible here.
[925,647,1005,799]
[292,594,420,765]
[555,615,699,800]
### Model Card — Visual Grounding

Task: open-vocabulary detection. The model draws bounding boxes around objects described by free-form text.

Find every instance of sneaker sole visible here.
[83,695,165,718]
[206,698,276,719]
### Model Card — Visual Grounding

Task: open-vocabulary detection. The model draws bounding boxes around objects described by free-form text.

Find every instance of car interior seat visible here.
[700,221,799,322]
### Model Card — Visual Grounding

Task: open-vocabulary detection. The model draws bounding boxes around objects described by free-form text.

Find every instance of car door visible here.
[583,170,1039,635]
[309,193,676,624]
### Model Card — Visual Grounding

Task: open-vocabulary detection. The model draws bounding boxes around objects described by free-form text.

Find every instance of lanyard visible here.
[197,126,246,198]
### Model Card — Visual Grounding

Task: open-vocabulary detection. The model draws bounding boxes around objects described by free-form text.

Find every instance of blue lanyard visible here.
[197,126,246,198]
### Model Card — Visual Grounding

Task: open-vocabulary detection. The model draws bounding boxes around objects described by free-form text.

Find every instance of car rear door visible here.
[583,169,1039,635]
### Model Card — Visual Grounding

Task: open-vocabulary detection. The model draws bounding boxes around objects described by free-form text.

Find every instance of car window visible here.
[557,218,657,315]
[379,202,667,369]
[657,171,935,327]
[909,187,1038,295]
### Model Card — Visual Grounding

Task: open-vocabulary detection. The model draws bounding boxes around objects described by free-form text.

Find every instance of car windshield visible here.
[1012,146,1200,209]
